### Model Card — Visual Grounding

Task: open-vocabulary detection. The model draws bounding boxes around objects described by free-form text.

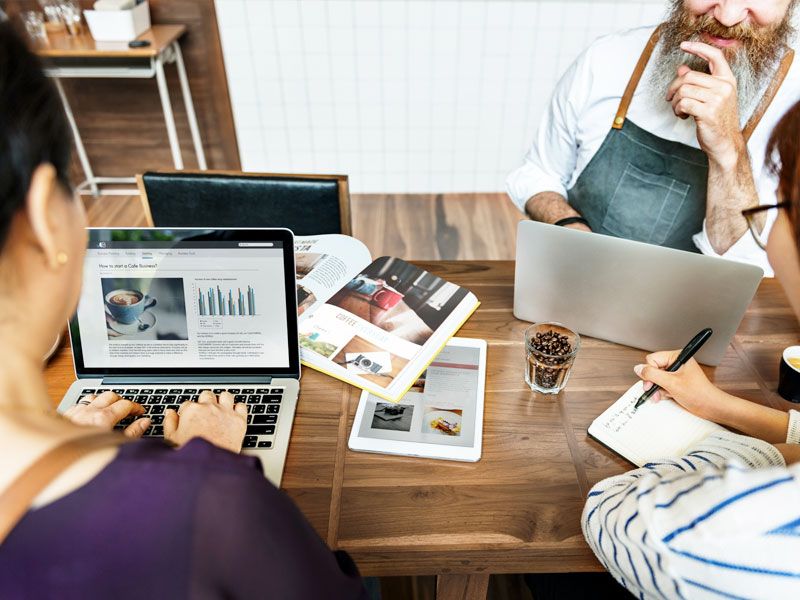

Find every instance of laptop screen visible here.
[69,228,300,378]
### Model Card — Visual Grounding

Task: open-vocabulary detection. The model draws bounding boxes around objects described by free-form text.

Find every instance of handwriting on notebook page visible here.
[599,383,645,434]
[592,381,724,465]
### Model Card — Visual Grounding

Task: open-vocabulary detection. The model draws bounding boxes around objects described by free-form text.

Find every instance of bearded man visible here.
[506,0,798,275]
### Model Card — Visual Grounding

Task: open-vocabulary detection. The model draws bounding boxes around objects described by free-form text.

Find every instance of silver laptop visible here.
[513,221,764,366]
[58,228,300,485]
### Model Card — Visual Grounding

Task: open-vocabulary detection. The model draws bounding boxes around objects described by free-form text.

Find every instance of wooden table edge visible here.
[33,24,187,58]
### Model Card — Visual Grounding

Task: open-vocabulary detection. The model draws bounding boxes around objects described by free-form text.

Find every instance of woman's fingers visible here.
[106,399,140,422]
[234,402,247,417]
[198,390,217,404]
[164,409,178,438]
[89,390,120,408]
[634,363,676,391]
[218,391,235,408]
[123,417,151,438]
[645,350,681,369]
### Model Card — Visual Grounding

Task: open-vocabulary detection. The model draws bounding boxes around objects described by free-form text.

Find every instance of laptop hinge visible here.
[100,376,273,385]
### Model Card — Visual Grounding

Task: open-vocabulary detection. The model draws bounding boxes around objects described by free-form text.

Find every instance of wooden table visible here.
[44,261,799,599]
[32,25,206,196]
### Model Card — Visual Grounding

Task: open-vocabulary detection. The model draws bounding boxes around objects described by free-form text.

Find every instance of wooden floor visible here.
[83,192,524,260]
[84,191,533,600]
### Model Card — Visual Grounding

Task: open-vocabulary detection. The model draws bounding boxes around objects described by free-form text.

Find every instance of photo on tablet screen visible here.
[425,408,462,436]
[371,403,414,432]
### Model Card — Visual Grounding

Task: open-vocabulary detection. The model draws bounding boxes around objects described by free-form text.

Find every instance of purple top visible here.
[0,439,367,600]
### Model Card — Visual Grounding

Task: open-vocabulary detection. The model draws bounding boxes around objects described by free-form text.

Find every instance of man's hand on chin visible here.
[665,39,760,254]
[666,40,745,170]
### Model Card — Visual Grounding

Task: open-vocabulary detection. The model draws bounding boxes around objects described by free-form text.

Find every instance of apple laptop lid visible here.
[69,228,299,380]
[513,221,763,366]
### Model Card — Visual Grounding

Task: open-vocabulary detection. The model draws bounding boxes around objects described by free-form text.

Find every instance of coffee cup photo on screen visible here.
[101,277,188,341]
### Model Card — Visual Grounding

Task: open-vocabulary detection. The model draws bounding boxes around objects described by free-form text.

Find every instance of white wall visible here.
[215,0,666,194]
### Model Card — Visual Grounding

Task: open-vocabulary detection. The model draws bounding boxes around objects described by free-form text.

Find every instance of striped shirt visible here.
[582,425,800,599]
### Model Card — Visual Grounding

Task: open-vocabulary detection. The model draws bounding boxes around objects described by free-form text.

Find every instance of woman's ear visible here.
[25,163,61,269]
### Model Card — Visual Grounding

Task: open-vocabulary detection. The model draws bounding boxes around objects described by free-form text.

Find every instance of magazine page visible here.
[299,256,480,401]
[294,234,372,316]
[354,340,484,450]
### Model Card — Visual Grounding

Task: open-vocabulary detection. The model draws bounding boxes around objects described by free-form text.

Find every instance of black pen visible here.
[633,328,713,410]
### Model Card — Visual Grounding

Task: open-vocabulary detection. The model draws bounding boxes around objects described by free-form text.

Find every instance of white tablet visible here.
[348,337,487,462]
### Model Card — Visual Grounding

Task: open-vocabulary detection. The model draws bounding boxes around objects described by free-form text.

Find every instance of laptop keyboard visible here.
[78,387,283,449]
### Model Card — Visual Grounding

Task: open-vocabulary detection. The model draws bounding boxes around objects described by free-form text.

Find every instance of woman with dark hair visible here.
[0,22,366,600]
[583,100,800,598]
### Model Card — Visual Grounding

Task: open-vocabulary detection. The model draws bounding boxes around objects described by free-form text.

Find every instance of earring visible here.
[56,251,68,266]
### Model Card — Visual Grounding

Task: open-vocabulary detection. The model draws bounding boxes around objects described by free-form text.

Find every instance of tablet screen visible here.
[349,338,486,461]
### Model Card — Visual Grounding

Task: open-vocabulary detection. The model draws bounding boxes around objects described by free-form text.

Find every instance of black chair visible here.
[137,170,352,235]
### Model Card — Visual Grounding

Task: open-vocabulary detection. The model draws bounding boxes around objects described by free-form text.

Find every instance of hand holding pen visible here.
[633,329,713,410]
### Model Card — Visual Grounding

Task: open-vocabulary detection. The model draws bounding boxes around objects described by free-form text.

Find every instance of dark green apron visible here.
[567,26,793,252]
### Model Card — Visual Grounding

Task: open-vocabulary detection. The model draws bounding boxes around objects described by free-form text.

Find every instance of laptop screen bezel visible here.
[69,227,300,379]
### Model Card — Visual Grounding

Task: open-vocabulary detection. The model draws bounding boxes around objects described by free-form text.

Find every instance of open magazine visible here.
[294,235,480,402]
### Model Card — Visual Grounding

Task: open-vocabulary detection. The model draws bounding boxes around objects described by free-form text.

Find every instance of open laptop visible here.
[57,228,300,485]
[514,221,764,366]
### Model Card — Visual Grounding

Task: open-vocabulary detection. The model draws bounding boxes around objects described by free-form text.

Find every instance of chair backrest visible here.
[137,170,352,236]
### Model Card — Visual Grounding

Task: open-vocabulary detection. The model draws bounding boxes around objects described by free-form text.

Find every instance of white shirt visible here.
[582,410,800,599]
[507,25,800,277]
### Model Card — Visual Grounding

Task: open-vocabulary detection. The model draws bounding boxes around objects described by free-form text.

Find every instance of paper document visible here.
[588,382,724,467]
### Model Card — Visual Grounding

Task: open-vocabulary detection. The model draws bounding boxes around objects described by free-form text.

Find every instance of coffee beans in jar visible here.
[524,325,579,394]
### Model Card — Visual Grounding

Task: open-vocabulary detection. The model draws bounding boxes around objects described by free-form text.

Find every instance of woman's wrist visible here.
[704,388,749,429]
[715,391,790,443]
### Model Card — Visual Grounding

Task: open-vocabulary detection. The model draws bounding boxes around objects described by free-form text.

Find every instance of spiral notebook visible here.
[588,382,724,467]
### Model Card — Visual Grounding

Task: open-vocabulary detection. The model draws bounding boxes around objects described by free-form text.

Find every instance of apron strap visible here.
[742,48,794,142]
[0,431,130,545]
[613,25,794,142]
[612,25,663,130]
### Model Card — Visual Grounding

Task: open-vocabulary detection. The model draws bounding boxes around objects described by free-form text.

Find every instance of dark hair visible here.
[0,21,73,249]
[766,100,800,252]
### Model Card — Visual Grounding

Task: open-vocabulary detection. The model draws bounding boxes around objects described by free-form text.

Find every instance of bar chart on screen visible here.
[197,284,257,317]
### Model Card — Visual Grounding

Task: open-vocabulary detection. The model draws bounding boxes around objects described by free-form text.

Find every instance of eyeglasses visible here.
[741,202,790,250]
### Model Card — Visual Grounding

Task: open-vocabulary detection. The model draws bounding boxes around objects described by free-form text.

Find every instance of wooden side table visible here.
[33,25,207,196]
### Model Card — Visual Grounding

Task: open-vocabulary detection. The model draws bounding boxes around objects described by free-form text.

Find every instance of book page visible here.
[298,256,479,401]
[295,235,372,317]
[588,382,724,467]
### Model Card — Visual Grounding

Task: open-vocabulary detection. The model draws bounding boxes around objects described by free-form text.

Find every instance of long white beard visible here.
[647,40,770,124]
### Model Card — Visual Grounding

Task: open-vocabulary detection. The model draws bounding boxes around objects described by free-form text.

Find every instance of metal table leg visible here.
[173,42,207,170]
[54,78,99,196]
[154,54,184,170]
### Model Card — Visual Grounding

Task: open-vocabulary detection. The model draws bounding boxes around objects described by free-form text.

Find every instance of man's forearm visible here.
[705,141,762,254]
[525,192,590,231]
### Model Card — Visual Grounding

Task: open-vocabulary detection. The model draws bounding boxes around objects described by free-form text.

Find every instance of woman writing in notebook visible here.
[0,23,366,599]
[584,100,800,598]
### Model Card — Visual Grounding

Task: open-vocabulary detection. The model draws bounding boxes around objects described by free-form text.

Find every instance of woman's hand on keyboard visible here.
[163,390,247,453]
[63,391,151,438]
